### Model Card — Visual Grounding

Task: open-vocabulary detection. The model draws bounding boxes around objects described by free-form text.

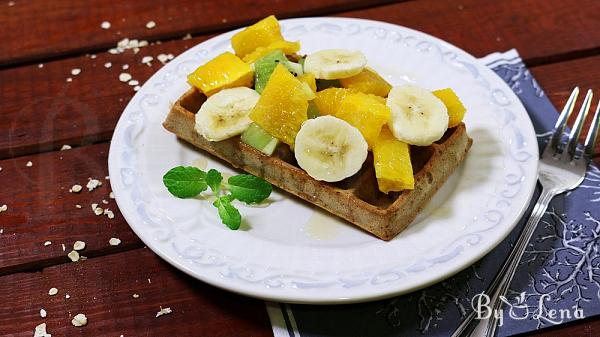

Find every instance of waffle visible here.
[163,88,472,240]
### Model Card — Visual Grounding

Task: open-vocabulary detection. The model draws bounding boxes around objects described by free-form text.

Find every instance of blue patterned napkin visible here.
[267,49,600,337]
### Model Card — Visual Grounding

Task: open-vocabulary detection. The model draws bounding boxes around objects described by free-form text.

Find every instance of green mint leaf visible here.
[206,169,223,193]
[227,174,272,204]
[213,196,241,230]
[163,166,208,198]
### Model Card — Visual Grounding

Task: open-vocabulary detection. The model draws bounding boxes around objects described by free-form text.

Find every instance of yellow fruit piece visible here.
[433,88,466,128]
[250,64,311,146]
[337,92,391,148]
[242,40,301,64]
[372,127,414,193]
[313,88,351,116]
[187,52,253,96]
[340,68,392,97]
[298,73,316,93]
[231,15,284,59]
[314,87,385,117]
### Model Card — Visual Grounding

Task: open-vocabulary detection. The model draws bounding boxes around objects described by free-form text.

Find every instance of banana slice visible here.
[195,87,260,141]
[386,85,449,146]
[304,49,367,80]
[295,115,368,182]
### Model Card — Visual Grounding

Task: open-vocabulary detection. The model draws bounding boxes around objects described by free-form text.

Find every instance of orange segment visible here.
[339,68,392,97]
[187,52,253,96]
[313,87,351,116]
[249,64,311,146]
[372,127,414,193]
[298,73,317,93]
[242,40,301,64]
[231,15,284,59]
[336,92,391,148]
[433,88,466,128]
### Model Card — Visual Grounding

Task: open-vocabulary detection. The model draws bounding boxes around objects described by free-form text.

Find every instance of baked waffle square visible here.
[163,88,472,240]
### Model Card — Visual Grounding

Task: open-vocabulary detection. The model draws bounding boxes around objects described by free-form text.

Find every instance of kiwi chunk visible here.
[254,50,304,93]
[241,123,279,156]
[307,102,320,119]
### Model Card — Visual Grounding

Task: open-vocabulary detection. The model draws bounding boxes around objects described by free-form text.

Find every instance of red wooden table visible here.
[1,1,599,336]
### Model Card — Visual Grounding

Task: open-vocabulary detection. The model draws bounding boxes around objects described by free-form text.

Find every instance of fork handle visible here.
[450,188,555,337]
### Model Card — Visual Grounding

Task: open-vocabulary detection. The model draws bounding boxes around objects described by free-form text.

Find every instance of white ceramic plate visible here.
[108,17,538,304]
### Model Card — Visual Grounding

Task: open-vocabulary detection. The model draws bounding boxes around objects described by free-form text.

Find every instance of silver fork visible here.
[451,87,600,337]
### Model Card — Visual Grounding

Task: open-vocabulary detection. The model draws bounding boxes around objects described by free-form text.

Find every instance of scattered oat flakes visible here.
[90,54,97,59]
[71,68,81,76]
[66,77,73,82]
[87,178,103,191]
[119,73,132,82]
[91,203,98,211]
[155,307,172,318]
[122,64,129,70]
[70,184,82,193]
[109,237,121,246]
[148,278,151,284]
[167,53,174,60]
[38,63,44,68]
[141,56,153,65]
[157,53,168,64]
[94,207,104,216]
[182,33,192,40]
[34,323,51,337]
[132,293,139,298]
[105,175,110,180]
[48,287,58,296]
[68,250,80,262]
[62,243,66,251]
[104,62,112,68]
[0,204,7,213]
[72,313,88,327]
[134,85,141,91]
[128,79,139,86]
[0,229,3,234]
[146,20,156,29]
[73,240,86,251]
[109,192,115,199]
[101,21,111,29]
[60,144,72,150]
[104,209,115,219]
[65,293,70,299]
[26,161,33,167]
[44,241,52,246]
[40,308,47,318]
[102,199,109,205]
[75,204,82,209]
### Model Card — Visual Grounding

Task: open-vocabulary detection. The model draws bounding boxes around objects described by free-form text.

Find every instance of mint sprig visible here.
[226,174,273,204]
[162,166,272,230]
[162,166,207,198]
[213,195,241,230]
[206,169,223,193]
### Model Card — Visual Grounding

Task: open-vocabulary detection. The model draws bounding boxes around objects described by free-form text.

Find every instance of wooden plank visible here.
[530,55,600,158]
[2,30,599,161]
[525,316,600,337]
[0,143,142,275]
[0,248,272,337]
[338,0,600,65]
[0,36,197,159]
[0,0,391,66]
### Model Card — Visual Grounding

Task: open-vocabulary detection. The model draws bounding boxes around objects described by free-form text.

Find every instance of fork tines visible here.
[547,87,600,161]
